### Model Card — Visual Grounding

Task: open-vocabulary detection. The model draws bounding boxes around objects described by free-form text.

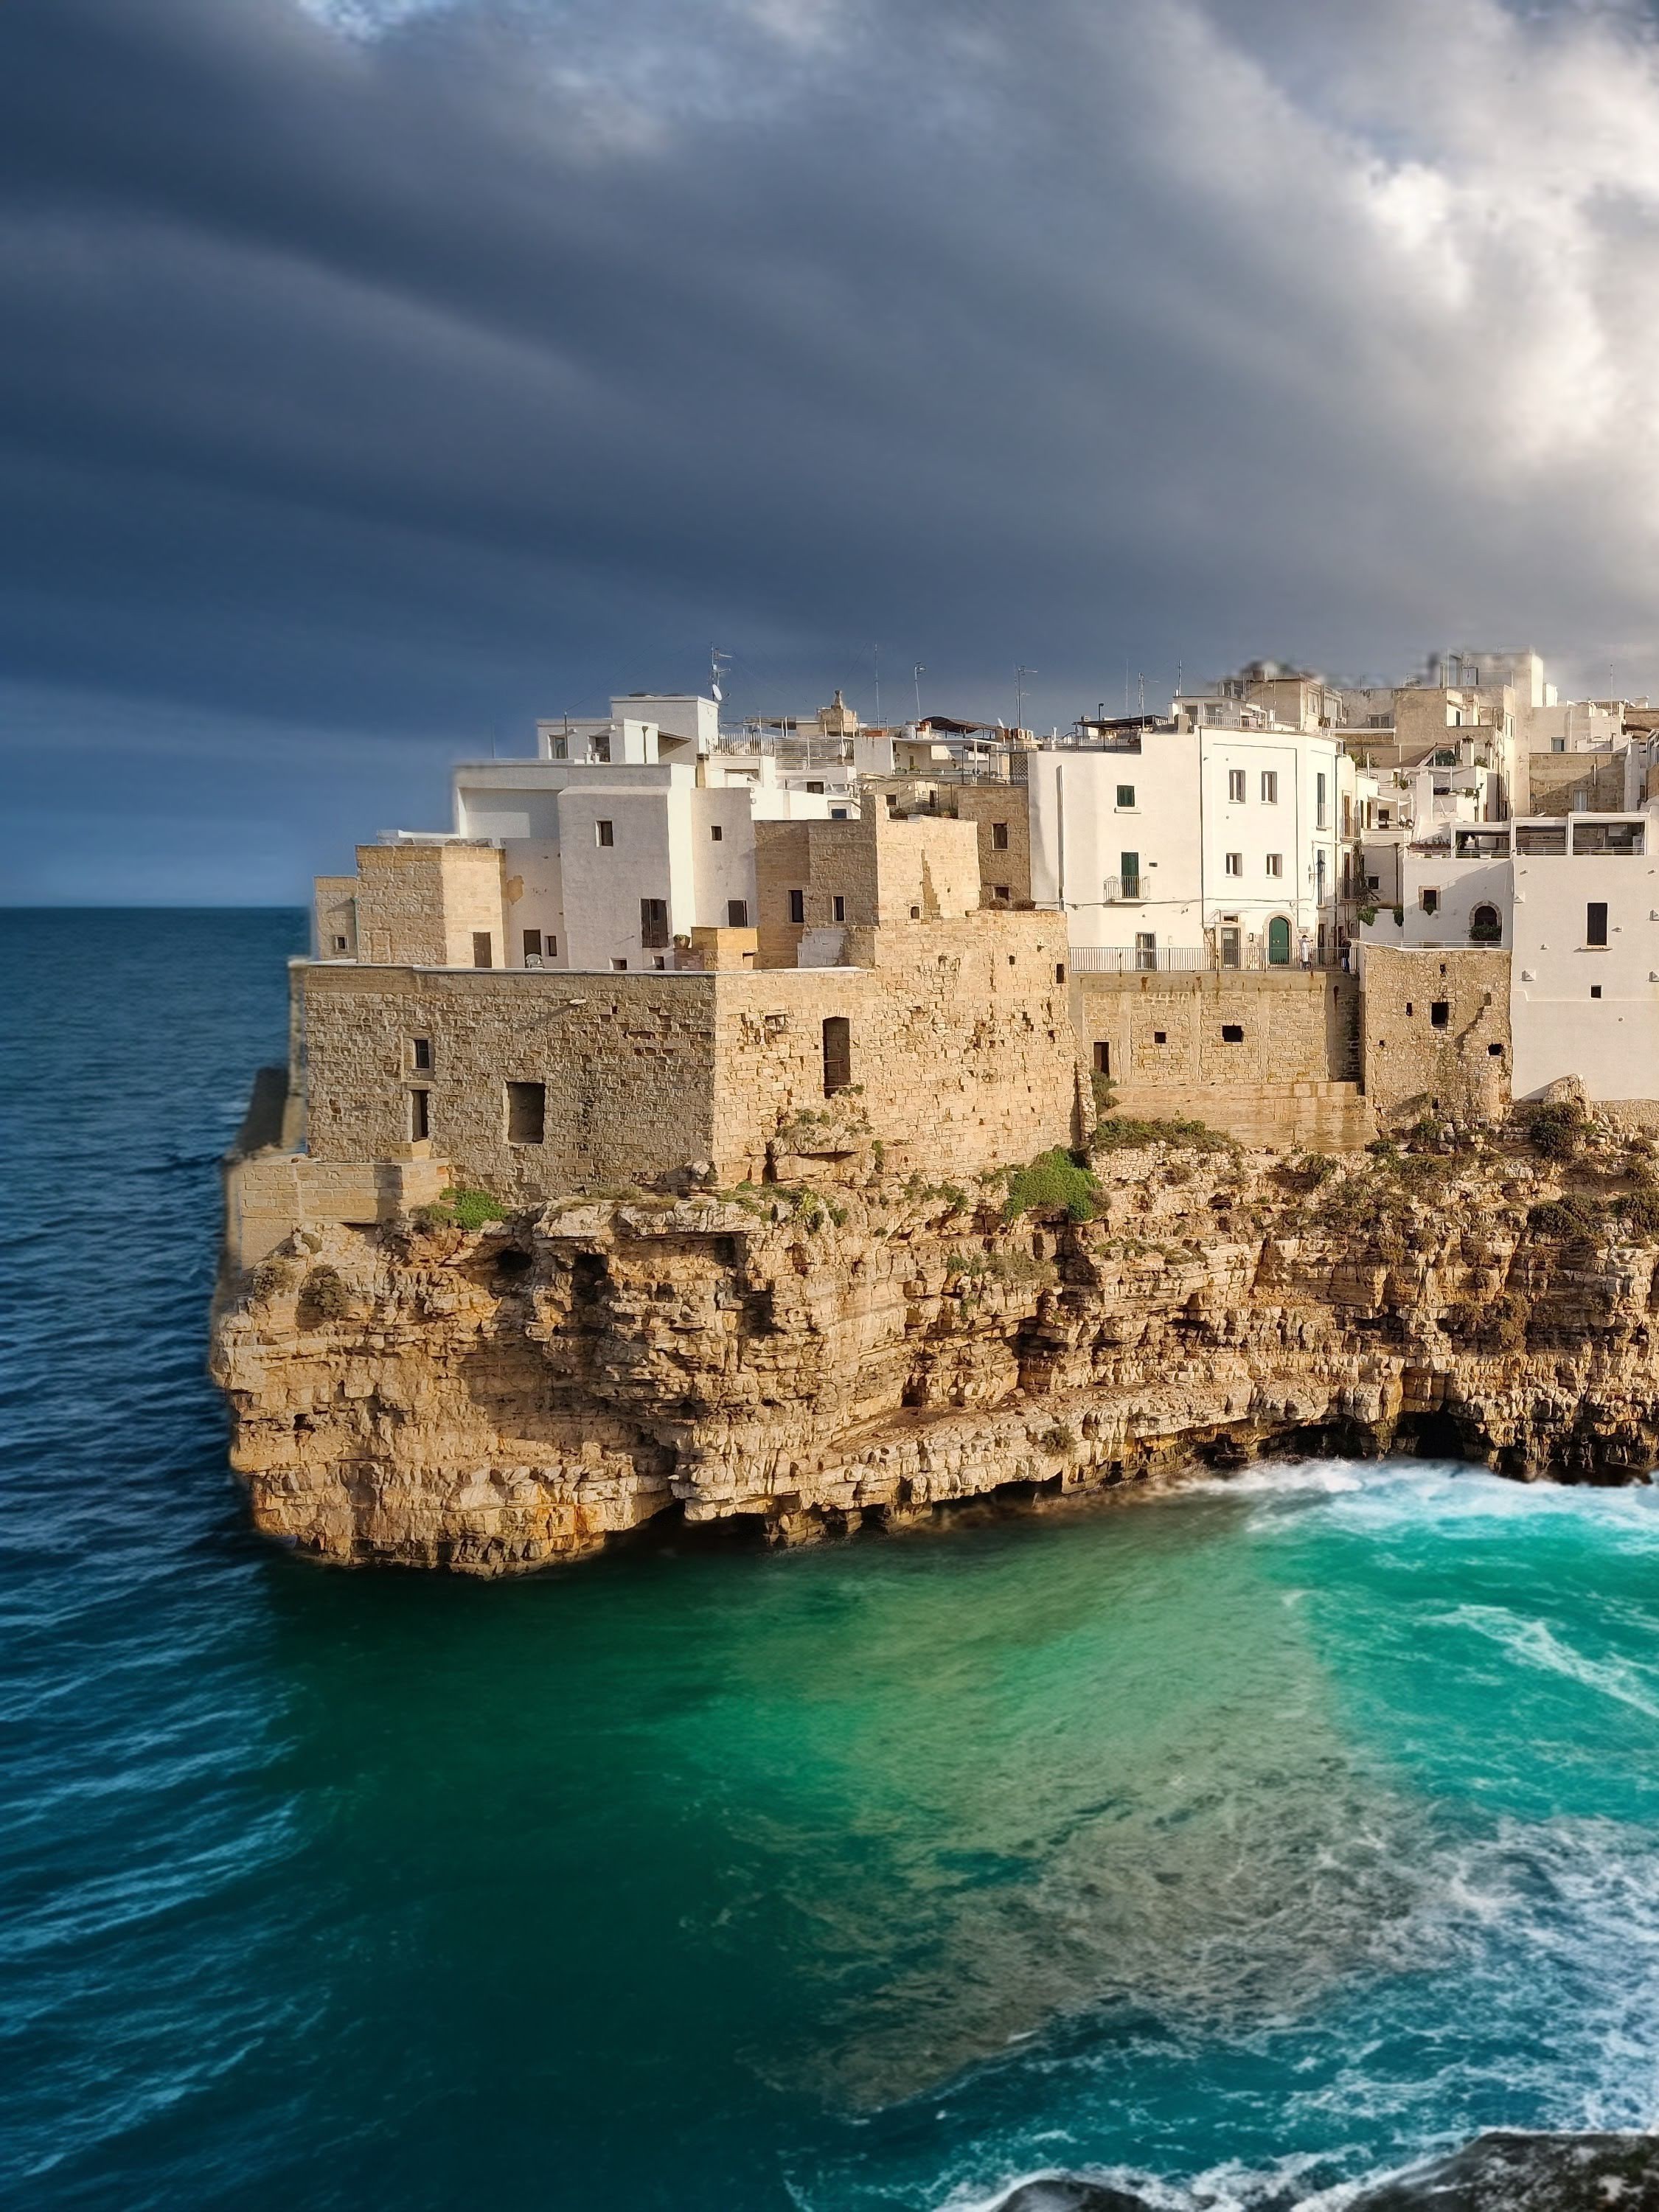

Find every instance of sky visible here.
[7,0,1659,900]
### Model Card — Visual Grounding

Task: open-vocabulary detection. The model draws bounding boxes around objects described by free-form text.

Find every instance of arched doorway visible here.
[1267,916,1291,967]
[1469,903,1502,945]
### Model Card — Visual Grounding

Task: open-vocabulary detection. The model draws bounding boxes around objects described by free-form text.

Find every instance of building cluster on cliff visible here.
[225,646,1659,1264]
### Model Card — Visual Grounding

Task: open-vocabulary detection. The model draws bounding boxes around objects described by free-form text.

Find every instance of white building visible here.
[1509,811,1659,1102]
[438,694,838,973]
[1026,721,1352,971]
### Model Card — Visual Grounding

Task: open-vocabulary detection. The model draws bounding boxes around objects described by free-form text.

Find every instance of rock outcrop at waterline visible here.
[209,1117,1659,1573]
[988,2132,1659,2212]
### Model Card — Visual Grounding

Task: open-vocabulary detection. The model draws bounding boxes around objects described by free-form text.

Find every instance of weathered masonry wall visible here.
[754,812,980,967]
[319,842,509,970]
[1071,970,1359,1091]
[296,911,1077,1203]
[1528,751,1627,817]
[1360,945,1511,1122]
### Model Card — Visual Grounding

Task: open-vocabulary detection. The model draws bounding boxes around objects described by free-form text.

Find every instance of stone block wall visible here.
[1527,751,1627,817]
[1071,970,1359,1093]
[349,842,507,968]
[1360,945,1511,1122]
[754,810,981,966]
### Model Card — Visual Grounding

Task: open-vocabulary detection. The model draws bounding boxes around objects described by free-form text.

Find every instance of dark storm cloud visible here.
[5,0,1659,896]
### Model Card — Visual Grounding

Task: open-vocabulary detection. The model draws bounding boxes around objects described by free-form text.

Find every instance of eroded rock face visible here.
[209,1138,1659,1573]
[984,2134,1659,2212]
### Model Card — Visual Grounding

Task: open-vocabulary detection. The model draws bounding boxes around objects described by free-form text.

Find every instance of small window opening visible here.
[411,1037,432,1071]
[408,1089,430,1141]
[522,930,543,960]
[726,899,749,928]
[332,934,348,953]
[1055,963,1066,983]
[1406,1002,1414,1015]
[507,1081,546,1145]
[1587,900,1609,947]
[1420,888,1439,915]
[1591,984,1604,1000]
[909,905,921,919]
[1153,1029,1167,1044]
[992,821,1011,849]
[1430,1001,1450,1029]
[995,884,1010,901]
[640,897,669,950]
[472,932,493,968]
[1488,1042,1504,1056]
[611,958,627,971]
[710,824,723,842]
[1116,786,1135,810]
[788,889,805,924]
[1093,1042,1111,1076]
[595,818,614,847]
[832,895,846,922]
[1221,1023,1245,1043]
[807,781,824,795]
[1228,769,1246,802]
[822,1015,852,1096]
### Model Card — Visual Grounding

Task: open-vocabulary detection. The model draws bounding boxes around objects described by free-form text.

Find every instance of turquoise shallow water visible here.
[5,910,1659,2211]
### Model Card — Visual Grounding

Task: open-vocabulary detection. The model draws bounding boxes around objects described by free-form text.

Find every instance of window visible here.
[1406,1002,1414,1016]
[611,958,627,971]
[1260,771,1279,803]
[522,930,543,961]
[1055,963,1066,983]
[1228,769,1246,803]
[1116,786,1135,810]
[472,932,493,968]
[994,884,1010,902]
[640,897,669,950]
[332,934,348,953]
[595,819,614,847]
[1469,904,1501,946]
[1093,1042,1111,1076]
[726,899,749,928]
[411,1037,432,1071]
[1420,888,1439,915]
[909,905,921,919]
[821,1015,852,1096]
[788,889,805,925]
[548,936,557,956]
[710,824,723,842]
[1489,1042,1504,1056]
[1592,984,1604,1001]
[1220,927,1241,970]
[408,1089,430,1141]
[1119,850,1141,897]
[550,735,568,760]
[506,1081,546,1145]
[1366,874,1380,893]
[1135,932,1157,970]
[1225,852,1242,876]
[807,781,824,795]
[1153,1029,1167,1044]
[1587,901,1609,947]
[591,734,611,762]
[1265,853,1283,878]
[831,807,848,820]
[832,895,846,922]
[1430,1001,1450,1029]
[1316,771,1328,829]
[1221,1023,1245,1043]
[992,821,1010,849]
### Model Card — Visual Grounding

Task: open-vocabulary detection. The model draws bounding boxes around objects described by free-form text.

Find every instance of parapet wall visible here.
[1069,970,1360,1092]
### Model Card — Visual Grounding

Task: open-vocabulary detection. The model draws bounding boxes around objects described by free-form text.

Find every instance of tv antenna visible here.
[709,645,732,706]
[1015,665,1037,731]
[912,664,925,722]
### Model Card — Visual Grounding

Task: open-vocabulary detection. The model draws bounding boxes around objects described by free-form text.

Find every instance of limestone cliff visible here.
[209,1116,1659,1573]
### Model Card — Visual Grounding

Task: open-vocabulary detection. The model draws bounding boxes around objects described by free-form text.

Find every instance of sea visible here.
[4,906,1659,2211]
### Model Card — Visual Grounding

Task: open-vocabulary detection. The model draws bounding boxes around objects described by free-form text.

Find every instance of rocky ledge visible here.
[988,2132,1659,2212]
[210,1105,1659,1573]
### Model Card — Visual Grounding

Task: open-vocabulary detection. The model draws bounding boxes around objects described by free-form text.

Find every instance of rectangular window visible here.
[1225,852,1242,876]
[1228,769,1246,802]
[411,1036,432,1071]
[807,781,824,795]
[1135,931,1157,970]
[506,1081,546,1145]
[1591,984,1604,1000]
[1587,902,1609,947]
[1221,1023,1245,1043]
[1093,1042,1111,1077]
[821,1015,852,1096]
[1420,888,1439,915]
[548,935,557,957]
[1116,786,1135,810]
[1265,853,1283,878]
[788,888,805,924]
[595,819,614,847]
[1316,771,1328,828]
[832,894,846,922]
[550,735,568,760]
[710,824,723,842]
[408,1089,430,1141]
[472,932,493,968]
[332,933,348,953]
[994,884,1010,902]
[992,821,1010,849]
[591,734,611,762]
[1430,1001,1450,1029]
[1260,771,1279,803]
[726,899,748,928]
[522,930,542,960]
[1119,849,1141,897]
[640,897,669,950]
[611,958,627,971]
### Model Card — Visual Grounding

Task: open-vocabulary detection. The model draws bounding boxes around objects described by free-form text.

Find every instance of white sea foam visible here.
[1184,1458,1659,1548]
[1433,1605,1659,1719]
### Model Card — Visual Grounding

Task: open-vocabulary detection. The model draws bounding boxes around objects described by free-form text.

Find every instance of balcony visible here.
[1101,874,1143,902]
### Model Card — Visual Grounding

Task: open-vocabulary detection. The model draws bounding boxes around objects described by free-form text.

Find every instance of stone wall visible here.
[313,876,358,959]
[295,906,1077,1203]
[754,810,980,967]
[1360,945,1511,1122]
[1528,751,1627,817]
[349,842,507,968]
[1071,970,1359,1092]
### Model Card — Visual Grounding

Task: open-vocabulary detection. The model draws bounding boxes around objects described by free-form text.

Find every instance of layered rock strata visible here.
[210,1128,1659,1573]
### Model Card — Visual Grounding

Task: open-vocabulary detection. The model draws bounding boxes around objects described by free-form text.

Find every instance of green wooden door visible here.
[1267,916,1291,966]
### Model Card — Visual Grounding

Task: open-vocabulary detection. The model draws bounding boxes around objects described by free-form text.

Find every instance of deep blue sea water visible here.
[5,908,1659,2211]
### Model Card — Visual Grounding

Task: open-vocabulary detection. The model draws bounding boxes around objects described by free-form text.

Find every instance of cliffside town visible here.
[212,648,1659,1568]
